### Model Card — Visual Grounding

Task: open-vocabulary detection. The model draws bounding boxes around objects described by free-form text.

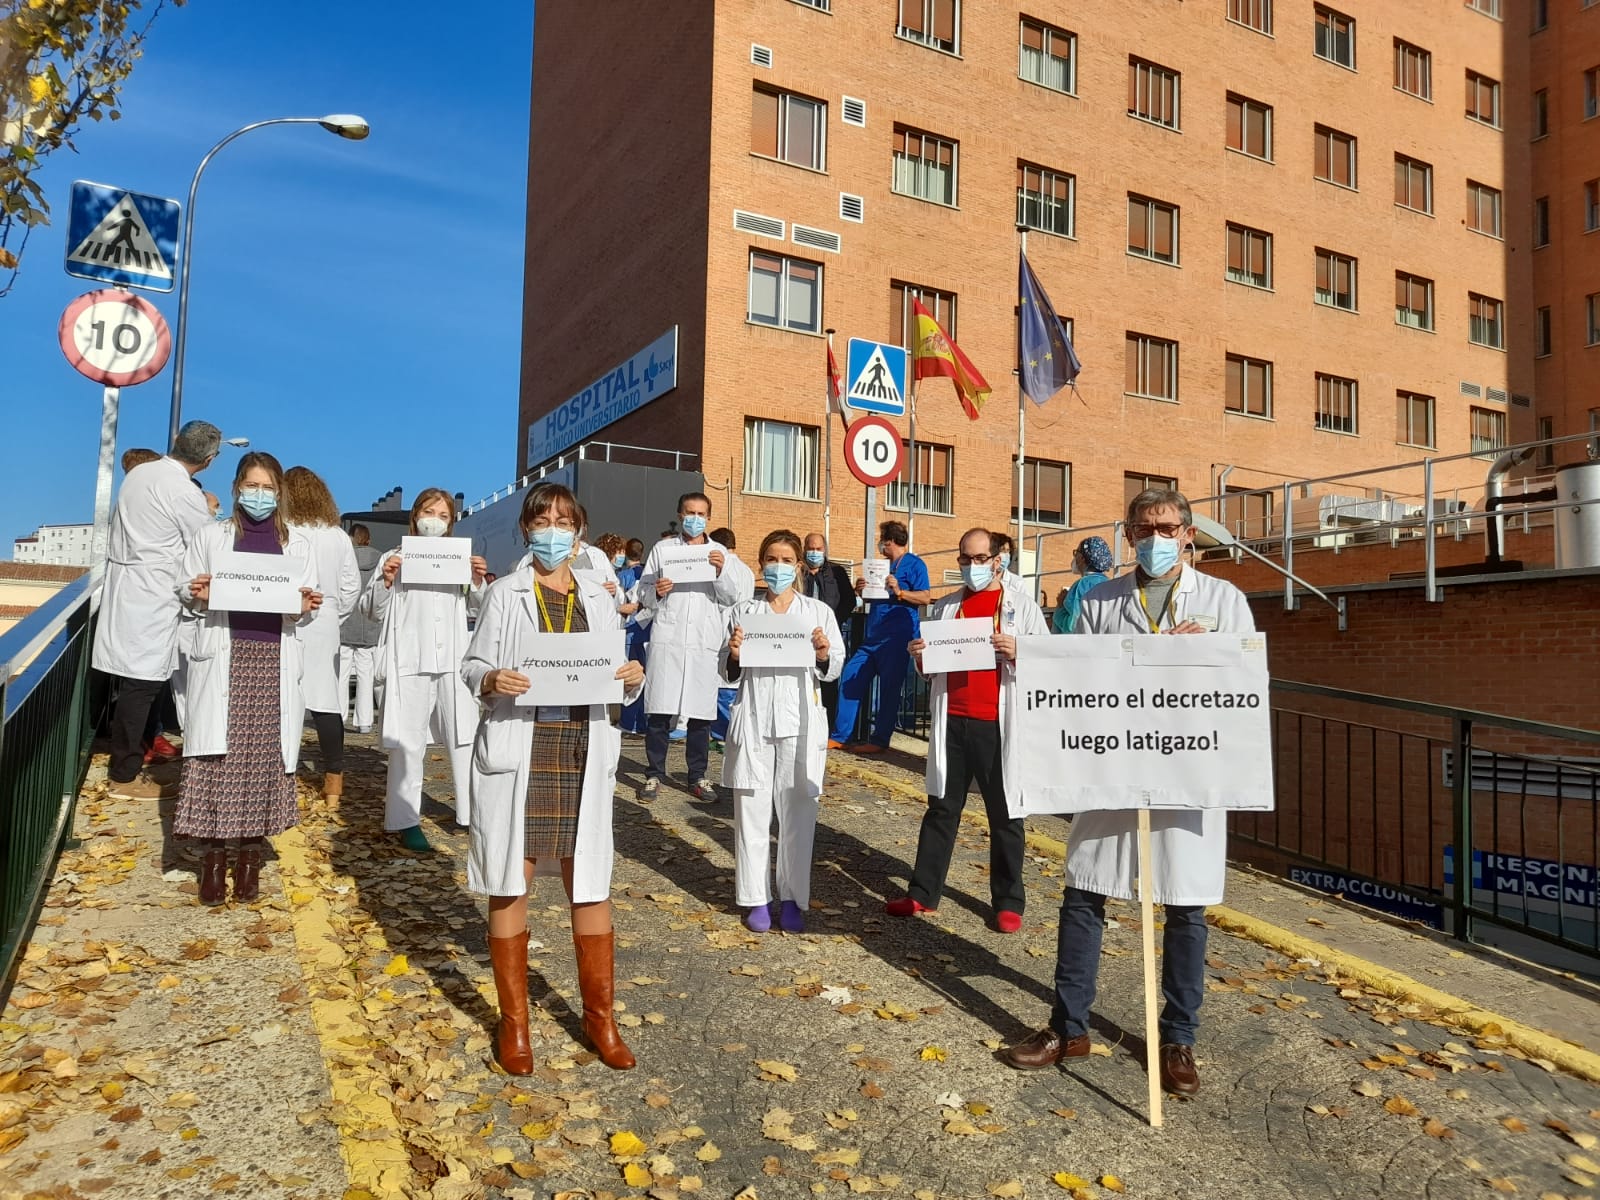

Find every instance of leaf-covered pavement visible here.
[4,734,1600,1200]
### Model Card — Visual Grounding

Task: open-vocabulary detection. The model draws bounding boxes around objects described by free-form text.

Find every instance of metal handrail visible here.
[464,441,702,514]
[1272,679,1600,743]
[0,570,99,686]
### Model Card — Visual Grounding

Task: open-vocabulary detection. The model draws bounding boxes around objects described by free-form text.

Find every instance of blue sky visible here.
[0,1,533,544]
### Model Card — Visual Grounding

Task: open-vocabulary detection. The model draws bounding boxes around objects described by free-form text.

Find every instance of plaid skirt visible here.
[525,718,589,858]
[174,639,298,840]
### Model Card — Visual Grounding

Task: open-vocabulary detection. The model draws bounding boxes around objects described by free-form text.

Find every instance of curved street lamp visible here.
[166,114,371,447]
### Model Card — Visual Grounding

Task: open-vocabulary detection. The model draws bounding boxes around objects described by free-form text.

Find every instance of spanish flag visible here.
[910,297,991,420]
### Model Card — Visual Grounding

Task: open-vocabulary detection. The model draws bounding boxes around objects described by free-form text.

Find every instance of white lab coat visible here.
[513,542,623,604]
[175,522,317,769]
[922,575,1050,808]
[1065,563,1258,905]
[92,457,212,681]
[290,524,361,713]
[636,536,750,719]
[366,549,484,749]
[459,569,642,899]
[717,593,844,795]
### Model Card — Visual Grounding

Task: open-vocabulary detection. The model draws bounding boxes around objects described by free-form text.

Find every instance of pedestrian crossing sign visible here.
[845,337,909,416]
[63,180,181,293]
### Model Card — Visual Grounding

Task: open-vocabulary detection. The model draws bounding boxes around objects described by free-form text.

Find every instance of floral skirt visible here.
[175,639,298,840]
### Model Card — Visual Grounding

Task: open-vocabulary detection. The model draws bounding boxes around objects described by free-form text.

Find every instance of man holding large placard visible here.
[1001,488,1256,1100]
[887,528,1048,932]
[636,492,751,800]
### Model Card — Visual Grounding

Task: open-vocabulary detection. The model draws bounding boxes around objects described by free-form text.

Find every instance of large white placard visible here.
[919,617,996,674]
[1013,633,1273,813]
[737,612,814,668]
[400,536,472,586]
[207,550,301,614]
[661,544,715,584]
[513,631,626,707]
[861,558,890,600]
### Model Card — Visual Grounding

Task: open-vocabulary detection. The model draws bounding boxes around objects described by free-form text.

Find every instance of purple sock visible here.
[779,900,805,933]
[744,903,771,932]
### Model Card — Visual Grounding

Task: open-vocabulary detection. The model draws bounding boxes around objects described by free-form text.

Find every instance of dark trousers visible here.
[619,626,648,733]
[645,713,711,783]
[311,711,345,775]
[1050,887,1209,1046]
[108,676,166,783]
[907,714,1026,916]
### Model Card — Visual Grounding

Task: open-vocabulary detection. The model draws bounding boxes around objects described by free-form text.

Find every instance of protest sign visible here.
[661,544,715,584]
[513,630,626,708]
[400,536,473,586]
[918,617,995,674]
[737,612,814,668]
[207,551,301,614]
[862,558,891,600]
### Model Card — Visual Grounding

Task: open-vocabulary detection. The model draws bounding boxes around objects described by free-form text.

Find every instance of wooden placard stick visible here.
[1138,808,1164,1128]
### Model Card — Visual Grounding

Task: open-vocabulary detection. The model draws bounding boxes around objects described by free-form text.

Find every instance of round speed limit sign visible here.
[58,289,172,387]
[843,415,904,488]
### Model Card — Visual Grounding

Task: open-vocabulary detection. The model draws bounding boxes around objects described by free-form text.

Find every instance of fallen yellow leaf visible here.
[756,1059,799,1081]
[1101,1176,1126,1193]
[815,1149,861,1167]
[622,1162,653,1187]
[609,1129,648,1157]
[696,1141,722,1162]
[1383,1096,1418,1117]
[988,1182,1023,1198]
[101,1081,124,1102]
[382,954,408,976]
[1053,1172,1090,1189]
[919,1045,948,1062]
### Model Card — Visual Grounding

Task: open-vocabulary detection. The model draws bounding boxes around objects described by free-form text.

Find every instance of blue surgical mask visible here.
[612,553,628,568]
[961,563,993,592]
[238,488,276,520]
[681,514,707,538]
[527,528,575,569]
[804,550,825,568]
[1136,535,1182,577]
[998,552,1011,571]
[762,563,797,594]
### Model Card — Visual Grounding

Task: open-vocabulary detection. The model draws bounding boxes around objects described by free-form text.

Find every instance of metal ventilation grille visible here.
[792,224,842,253]
[839,193,865,223]
[733,209,785,239]
[751,43,774,67]
[1459,381,1483,398]
[1486,387,1508,404]
[841,96,867,126]
[1511,392,1532,408]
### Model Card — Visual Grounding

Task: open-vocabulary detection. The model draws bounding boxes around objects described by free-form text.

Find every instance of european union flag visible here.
[1018,251,1081,405]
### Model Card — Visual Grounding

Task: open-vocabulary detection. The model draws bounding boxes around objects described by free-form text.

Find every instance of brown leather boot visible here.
[487,932,533,1075]
[233,841,263,902]
[198,846,229,906]
[573,931,635,1070]
[323,772,344,799]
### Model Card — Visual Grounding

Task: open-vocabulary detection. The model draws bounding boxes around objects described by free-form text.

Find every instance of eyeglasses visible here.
[956,553,994,566]
[528,517,577,532]
[1131,523,1186,539]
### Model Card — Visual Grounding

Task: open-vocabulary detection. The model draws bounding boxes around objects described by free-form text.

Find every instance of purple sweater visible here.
[229,515,285,643]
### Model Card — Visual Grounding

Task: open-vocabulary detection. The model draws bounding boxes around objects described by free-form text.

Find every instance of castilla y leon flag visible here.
[910,297,991,420]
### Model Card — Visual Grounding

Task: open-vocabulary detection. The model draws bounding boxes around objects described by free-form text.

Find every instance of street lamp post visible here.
[166,113,370,448]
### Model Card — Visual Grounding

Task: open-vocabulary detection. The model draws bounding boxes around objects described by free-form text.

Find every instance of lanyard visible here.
[534,581,575,633]
[1137,585,1177,633]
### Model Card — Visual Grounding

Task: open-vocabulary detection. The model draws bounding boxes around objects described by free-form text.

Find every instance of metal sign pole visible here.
[1017,228,1028,588]
[907,385,918,551]
[91,386,122,565]
[825,329,836,550]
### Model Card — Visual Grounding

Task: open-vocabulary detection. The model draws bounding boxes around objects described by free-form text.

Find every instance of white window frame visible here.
[1468,293,1505,350]
[1127,194,1180,264]
[892,126,959,207]
[1394,154,1433,214]
[752,86,827,171]
[746,250,824,334]
[1314,5,1356,69]
[1395,271,1434,331]
[1393,39,1431,100]
[1315,248,1358,312]
[1315,373,1359,434]
[1012,457,1072,527]
[743,418,820,499]
[1466,70,1502,128]
[1225,354,1273,418]
[1017,161,1076,238]
[1019,17,1077,94]
[896,0,960,55]
[1397,390,1436,448]
[1225,222,1272,289]
[1227,93,1273,161]
[1129,57,1181,129]
[885,441,955,515]
[1470,406,1508,457]
[1227,0,1272,36]
[1127,333,1179,402]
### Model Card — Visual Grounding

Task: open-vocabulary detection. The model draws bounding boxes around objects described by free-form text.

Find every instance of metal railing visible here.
[463,441,701,515]
[1,573,100,1005]
[1234,681,1600,966]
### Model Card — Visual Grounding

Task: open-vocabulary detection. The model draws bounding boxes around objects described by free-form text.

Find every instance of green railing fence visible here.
[1,573,99,1006]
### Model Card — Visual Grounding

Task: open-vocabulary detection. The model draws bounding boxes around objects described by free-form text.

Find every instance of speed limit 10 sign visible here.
[58,289,172,387]
[843,414,904,488]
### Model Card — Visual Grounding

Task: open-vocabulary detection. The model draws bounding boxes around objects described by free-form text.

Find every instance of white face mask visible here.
[416,516,449,538]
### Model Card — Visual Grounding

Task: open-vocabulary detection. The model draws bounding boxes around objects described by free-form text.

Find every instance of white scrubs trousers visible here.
[339,644,377,729]
[384,672,471,830]
[731,735,819,908]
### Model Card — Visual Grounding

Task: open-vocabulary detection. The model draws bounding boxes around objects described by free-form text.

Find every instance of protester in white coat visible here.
[635,492,751,800]
[461,483,645,1075]
[93,421,219,801]
[174,452,322,906]
[1001,488,1257,1099]
[367,487,487,852]
[283,467,361,801]
[889,528,1049,931]
[719,530,844,934]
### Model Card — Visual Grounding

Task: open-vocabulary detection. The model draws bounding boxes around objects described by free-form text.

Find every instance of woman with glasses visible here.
[719,529,844,933]
[462,483,645,1073]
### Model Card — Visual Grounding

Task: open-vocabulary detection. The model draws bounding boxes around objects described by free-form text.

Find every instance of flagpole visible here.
[824,328,836,551]
[1017,226,1029,594]
[907,383,918,551]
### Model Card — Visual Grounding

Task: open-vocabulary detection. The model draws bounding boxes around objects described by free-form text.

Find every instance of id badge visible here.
[536,706,568,723]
